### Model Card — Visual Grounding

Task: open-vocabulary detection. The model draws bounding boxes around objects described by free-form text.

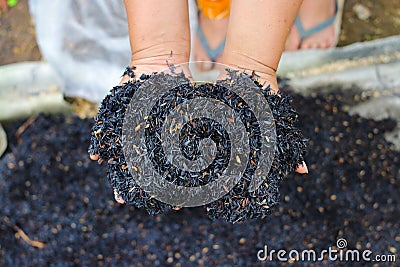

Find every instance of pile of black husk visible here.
[88,68,307,222]
[1,83,399,266]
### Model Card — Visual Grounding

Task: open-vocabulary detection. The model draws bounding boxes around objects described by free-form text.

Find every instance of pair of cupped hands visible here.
[89,64,308,204]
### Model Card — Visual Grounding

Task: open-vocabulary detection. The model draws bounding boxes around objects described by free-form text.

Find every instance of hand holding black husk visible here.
[88,66,308,222]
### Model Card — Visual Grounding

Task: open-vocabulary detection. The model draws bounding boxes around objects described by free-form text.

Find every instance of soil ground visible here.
[1,88,399,266]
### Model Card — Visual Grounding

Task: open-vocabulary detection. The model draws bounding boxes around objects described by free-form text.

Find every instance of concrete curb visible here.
[279,35,400,94]
[0,62,72,121]
[279,35,400,151]
[286,61,400,94]
[279,35,400,76]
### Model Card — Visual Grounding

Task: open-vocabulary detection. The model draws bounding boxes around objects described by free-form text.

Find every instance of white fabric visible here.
[29,0,198,102]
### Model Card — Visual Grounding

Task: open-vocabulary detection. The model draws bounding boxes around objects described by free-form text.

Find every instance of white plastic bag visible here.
[29,0,130,103]
[29,0,198,103]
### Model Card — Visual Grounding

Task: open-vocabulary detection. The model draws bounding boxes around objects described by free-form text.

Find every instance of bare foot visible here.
[193,13,228,72]
[286,0,337,50]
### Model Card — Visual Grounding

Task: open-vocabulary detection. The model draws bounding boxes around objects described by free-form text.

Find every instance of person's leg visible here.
[120,0,191,84]
[286,0,337,50]
[222,0,302,93]
[222,0,308,173]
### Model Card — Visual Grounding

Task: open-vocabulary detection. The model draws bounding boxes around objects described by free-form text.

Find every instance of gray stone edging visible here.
[278,35,400,151]
[0,62,72,121]
[279,35,400,78]
[286,60,400,94]
[279,35,400,93]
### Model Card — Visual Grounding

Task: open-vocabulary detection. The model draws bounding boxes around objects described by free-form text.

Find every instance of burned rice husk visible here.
[88,67,307,222]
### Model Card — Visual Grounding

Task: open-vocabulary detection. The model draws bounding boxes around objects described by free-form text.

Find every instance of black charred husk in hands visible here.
[88,68,308,222]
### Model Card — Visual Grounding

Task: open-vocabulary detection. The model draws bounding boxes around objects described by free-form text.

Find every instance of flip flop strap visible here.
[197,25,226,62]
[295,0,338,40]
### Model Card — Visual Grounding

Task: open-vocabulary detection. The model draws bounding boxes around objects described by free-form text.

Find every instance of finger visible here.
[295,161,308,174]
[172,206,182,211]
[114,189,126,204]
[90,154,99,161]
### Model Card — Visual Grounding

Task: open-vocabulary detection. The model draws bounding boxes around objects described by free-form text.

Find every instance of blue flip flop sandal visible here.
[294,0,343,47]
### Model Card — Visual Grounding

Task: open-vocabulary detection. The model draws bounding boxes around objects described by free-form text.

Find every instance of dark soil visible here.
[1,87,399,266]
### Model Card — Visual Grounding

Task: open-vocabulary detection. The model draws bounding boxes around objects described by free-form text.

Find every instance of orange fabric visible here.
[197,0,231,20]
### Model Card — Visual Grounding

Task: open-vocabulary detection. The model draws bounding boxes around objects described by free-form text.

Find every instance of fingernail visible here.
[115,196,125,204]
[296,161,308,174]
[114,190,125,204]
[90,154,99,160]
